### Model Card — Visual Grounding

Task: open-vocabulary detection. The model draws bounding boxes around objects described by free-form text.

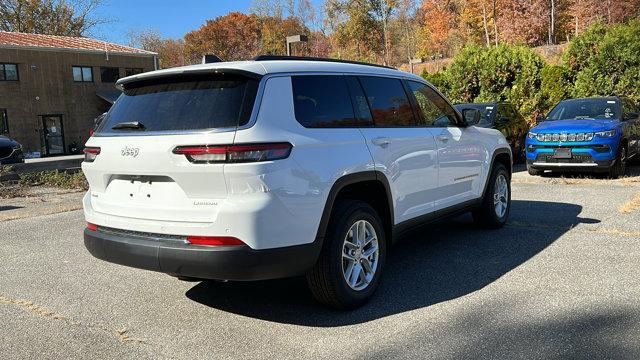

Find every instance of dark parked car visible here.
[0,135,24,164]
[455,102,529,162]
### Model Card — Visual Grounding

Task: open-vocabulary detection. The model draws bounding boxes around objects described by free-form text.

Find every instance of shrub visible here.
[421,43,545,120]
[19,170,88,190]
[540,64,571,112]
[565,20,640,102]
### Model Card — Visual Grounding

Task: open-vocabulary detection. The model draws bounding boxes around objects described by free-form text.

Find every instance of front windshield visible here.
[546,98,620,121]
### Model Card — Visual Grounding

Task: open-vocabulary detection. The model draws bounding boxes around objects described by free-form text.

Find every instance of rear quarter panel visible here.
[230,75,375,249]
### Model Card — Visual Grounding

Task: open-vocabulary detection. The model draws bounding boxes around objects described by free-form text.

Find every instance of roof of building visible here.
[117,58,422,87]
[0,31,156,56]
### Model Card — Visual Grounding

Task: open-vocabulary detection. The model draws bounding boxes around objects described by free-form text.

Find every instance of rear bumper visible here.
[84,228,321,281]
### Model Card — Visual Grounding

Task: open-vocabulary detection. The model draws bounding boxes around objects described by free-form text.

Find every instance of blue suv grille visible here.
[534,133,595,142]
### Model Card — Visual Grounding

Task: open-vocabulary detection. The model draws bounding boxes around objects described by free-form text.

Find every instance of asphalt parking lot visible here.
[1,166,640,359]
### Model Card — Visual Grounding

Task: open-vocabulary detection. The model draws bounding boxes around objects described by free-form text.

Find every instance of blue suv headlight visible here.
[594,130,616,138]
[527,132,537,139]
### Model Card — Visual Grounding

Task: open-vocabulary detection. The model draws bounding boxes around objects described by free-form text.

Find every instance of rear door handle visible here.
[437,135,450,142]
[371,137,390,147]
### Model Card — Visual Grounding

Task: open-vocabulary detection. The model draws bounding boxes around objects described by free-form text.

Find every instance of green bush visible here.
[540,64,571,112]
[421,43,545,122]
[420,20,640,124]
[567,20,640,102]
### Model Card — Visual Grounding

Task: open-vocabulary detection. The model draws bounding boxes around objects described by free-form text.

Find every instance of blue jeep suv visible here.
[526,96,640,178]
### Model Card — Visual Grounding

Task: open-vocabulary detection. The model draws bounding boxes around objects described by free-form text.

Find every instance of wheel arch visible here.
[315,171,394,249]
[482,147,513,199]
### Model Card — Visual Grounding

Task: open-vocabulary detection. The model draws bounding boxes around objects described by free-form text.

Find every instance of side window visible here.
[406,81,457,127]
[358,76,418,127]
[291,75,366,128]
[345,76,373,124]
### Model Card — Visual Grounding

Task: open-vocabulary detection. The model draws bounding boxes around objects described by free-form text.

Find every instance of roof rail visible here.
[251,55,396,70]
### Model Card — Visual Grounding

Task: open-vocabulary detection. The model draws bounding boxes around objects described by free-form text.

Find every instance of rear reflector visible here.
[173,143,292,164]
[83,147,101,162]
[87,223,98,231]
[187,236,246,246]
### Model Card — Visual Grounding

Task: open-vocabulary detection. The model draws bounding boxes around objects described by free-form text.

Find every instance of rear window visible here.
[291,75,365,128]
[98,75,259,134]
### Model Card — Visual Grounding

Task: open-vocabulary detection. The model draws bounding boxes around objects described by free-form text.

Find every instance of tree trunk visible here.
[482,2,491,46]
[492,0,499,45]
[549,0,555,44]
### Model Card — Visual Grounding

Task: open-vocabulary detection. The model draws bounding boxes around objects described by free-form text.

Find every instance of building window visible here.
[73,66,93,82]
[125,68,143,77]
[0,63,19,81]
[100,67,119,83]
[0,109,8,134]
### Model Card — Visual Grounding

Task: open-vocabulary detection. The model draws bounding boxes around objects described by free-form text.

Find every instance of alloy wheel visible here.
[493,174,509,218]
[341,220,379,291]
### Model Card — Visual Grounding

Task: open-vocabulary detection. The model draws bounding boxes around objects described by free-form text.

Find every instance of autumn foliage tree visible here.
[183,12,262,62]
[0,0,107,36]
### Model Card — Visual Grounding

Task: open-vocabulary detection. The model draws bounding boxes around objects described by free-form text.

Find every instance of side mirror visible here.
[535,114,545,123]
[461,108,481,126]
[623,112,639,121]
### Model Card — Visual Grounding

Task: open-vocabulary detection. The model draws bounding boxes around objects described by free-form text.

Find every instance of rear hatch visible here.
[83,72,260,223]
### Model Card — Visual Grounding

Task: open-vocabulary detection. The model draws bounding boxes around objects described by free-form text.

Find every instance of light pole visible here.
[409,58,423,74]
[286,35,308,56]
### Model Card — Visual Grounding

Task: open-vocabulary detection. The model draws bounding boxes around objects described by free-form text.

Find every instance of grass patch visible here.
[618,192,640,214]
[0,165,13,176]
[0,184,27,198]
[18,170,88,190]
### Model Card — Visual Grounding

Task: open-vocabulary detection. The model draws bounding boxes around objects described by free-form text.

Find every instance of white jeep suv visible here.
[82,56,512,309]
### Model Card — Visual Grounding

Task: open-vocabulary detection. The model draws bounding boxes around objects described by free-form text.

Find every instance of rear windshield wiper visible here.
[112,121,146,131]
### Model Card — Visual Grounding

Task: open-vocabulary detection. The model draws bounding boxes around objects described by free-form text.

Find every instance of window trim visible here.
[0,108,9,134]
[72,66,94,82]
[0,63,19,81]
[405,79,465,128]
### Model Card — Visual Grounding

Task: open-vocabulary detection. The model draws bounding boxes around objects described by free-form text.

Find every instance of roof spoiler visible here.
[116,68,263,90]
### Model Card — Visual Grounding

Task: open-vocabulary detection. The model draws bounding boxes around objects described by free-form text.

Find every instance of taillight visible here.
[87,222,98,231]
[83,147,101,162]
[173,143,292,164]
[187,236,246,246]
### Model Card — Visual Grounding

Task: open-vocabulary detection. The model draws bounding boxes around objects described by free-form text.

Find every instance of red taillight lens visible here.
[187,236,246,246]
[83,147,101,162]
[87,222,98,231]
[173,143,292,164]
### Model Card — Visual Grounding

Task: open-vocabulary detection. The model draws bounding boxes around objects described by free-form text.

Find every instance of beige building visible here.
[0,31,157,156]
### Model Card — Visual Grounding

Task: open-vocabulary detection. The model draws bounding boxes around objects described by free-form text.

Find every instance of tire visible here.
[608,144,627,179]
[527,164,541,176]
[473,163,511,229]
[306,200,386,309]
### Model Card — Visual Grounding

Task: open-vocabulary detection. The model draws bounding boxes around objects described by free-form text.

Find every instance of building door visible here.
[41,115,65,156]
